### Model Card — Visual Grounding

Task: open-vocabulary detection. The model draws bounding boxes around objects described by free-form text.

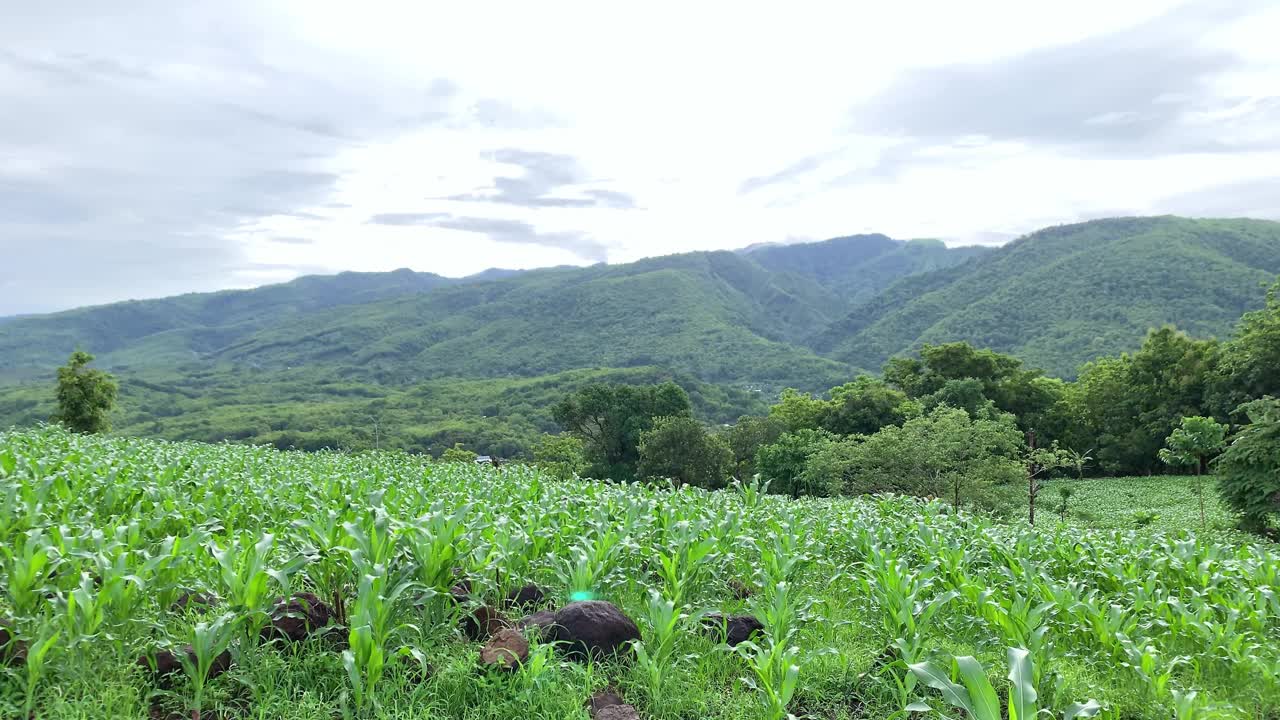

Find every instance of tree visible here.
[755,429,838,498]
[1062,447,1093,480]
[722,415,785,479]
[440,443,477,463]
[1024,436,1072,526]
[1158,416,1228,530]
[552,382,692,481]
[532,433,587,481]
[767,388,827,433]
[637,416,733,489]
[1214,397,1280,535]
[1212,279,1280,417]
[52,350,118,434]
[819,376,912,435]
[806,405,1024,511]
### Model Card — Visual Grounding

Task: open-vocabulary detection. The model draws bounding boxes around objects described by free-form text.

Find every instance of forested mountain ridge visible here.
[1,216,1277,456]
[812,217,1280,377]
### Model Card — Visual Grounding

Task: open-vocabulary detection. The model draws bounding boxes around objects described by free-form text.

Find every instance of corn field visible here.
[1,426,1277,719]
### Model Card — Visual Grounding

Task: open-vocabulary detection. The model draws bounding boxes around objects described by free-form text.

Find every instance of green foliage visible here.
[1158,416,1228,530]
[767,387,828,432]
[636,415,733,488]
[721,415,786,479]
[1212,279,1280,415]
[818,217,1280,377]
[440,443,478,463]
[807,405,1025,511]
[1214,397,1280,534]
[552,381,692,481]
[820,375,913,435]
[531,432,587,480]
[51,350,118,434]
[755,428,838,497]
[1065,328,1220,475]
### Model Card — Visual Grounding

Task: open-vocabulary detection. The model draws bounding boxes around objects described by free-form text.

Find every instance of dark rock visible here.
[461,605,509,641]
[503,583,547,611]
[596,705,640,720]
[172,591,219,612]
[545,601,639,660]
[261,592,333,643]
[703,613,764,647]
[479,628,529,670]
[728,578,754,600]
[587,688,626,716]
[137,645,232,682]
[518,610,557,638]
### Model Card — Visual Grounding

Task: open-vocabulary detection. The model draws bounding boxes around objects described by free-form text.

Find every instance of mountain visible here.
[3,217,1275,456]
[811,217,1280,377]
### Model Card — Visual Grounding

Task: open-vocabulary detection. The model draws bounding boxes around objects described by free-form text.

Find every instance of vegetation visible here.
[1158,416,1228,530]
[51,350,118,434]
[2,426,1278,720]
[1214,397,1280,535]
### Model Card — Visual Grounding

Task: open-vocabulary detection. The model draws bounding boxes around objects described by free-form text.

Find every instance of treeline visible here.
[543,279,1280,530]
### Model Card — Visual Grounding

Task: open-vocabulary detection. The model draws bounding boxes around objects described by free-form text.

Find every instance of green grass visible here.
[1033,474,1246,541]
[1,427,1278,719]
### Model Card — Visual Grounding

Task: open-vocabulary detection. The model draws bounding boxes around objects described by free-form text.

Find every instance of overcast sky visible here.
[2,1,1278,315]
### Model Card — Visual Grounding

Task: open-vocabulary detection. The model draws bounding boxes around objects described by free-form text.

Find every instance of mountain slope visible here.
[811,217,1280,376]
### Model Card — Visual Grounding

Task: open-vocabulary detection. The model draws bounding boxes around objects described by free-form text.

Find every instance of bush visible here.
[1215,397,1280,535]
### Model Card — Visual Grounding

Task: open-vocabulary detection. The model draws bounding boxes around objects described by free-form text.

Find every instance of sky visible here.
[2,1,1278,315]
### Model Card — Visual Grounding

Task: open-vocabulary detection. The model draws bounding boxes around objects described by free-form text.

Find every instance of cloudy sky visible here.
[2,0,1278,314]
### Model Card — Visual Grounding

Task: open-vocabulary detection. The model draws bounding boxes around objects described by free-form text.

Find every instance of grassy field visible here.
[1026,475,1245,540]
[1,427,1278,720]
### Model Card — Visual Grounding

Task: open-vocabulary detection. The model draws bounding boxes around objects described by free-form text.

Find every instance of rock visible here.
[261,592,333,643]
[479,628,529,670]
[172,591,219,612]
[504,583,547,610]
[517,610,557,638]
[545,601,639,660]
[587,688,626,716]
[461,605,509,641]
[137,645,232,682]
[703,613,764,647]
[728,578,754,600]
[596,705,641,720]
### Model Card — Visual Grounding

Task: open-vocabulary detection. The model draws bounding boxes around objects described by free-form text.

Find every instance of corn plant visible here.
[210,532,304,642]
[177,612,238,720]
[631,590,684,713]
[907,648,1101,720]
[737,638,801,720]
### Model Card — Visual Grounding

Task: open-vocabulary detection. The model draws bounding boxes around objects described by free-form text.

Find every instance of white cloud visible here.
[1,0,1277,313]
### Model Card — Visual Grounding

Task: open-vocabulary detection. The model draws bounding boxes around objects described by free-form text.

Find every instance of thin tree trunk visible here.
[1195,460,1206,532]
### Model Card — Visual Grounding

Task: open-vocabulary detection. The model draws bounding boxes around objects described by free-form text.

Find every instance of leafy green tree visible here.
[637,416,733,489]
[722,415,785,479]
[819,376,912,435]
[766,388,828,432]
[552,382,692,481]
[532,433,587,480]
[52,350,118,434]
[807,405,1024,511]
[755,428,837,497]
[1212,279,1280,416]
[1214,397,1280,535]
[1158,416,1228,531]
[440,443,478,463]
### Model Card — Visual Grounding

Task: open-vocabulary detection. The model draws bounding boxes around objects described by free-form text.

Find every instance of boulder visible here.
[518,610,557,637]
[261,592,333,643]
[703,613,764,647]
[479,628,529,670]
[137,645,232,682]
[596,705,641,720]
[503,583,547,611]
[587,688,626,716]
[461,605,509,641]
[172,591,219,613]
[545,601,639,660]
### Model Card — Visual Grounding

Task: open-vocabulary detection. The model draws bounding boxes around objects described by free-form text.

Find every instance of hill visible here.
[811,217,1280,377]
[0,234,981,454]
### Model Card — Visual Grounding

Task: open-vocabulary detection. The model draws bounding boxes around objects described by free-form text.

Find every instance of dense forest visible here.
[1,216,1278,458]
